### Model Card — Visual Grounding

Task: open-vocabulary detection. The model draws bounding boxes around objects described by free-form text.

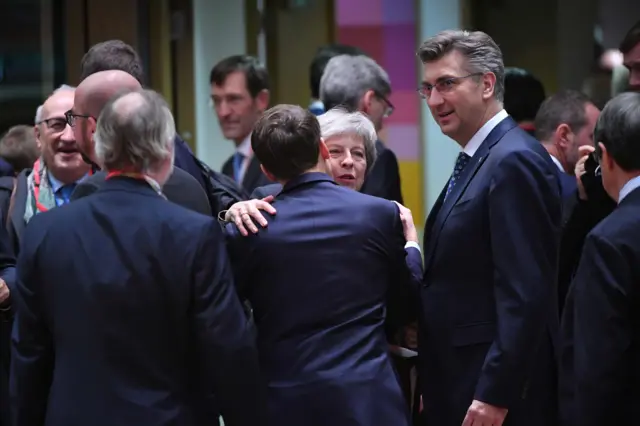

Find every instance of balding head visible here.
[75,70,141,117]
[72,70,141,166]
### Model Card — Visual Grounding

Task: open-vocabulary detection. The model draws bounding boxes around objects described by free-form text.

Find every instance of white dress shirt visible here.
[463,109,509,157]
[618,175,640,203]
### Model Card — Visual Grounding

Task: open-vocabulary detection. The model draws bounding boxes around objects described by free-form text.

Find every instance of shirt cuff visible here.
[217,210,229,222]
[405,241,421,253]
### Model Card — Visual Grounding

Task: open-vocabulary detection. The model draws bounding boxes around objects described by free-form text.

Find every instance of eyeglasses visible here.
[64,110,93,127]
[375,91,394,118]
[417,73,483,99]
[36,117,69,133]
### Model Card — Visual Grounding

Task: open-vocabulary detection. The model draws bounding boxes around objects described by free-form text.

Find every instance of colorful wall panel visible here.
[336,0,423,221]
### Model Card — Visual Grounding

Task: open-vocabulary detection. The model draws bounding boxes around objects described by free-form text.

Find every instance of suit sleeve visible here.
[386,205,417,340]
[10,224,53,426]
[191,219,265,424]
[362,149,404,204]
[573,233,632,426]
[474,151,561,407]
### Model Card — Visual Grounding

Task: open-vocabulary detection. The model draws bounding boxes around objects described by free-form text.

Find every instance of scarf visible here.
[24,158,57,224]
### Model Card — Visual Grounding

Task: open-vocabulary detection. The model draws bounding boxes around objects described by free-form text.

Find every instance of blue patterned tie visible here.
[445,152,471,200]
[233,152,244,183]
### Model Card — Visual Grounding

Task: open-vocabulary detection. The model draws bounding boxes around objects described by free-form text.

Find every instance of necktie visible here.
[58,183,76,205]
[233,152,244,183]
[445,152,471,200]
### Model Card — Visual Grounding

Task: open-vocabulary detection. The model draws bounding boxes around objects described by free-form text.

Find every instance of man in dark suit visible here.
[80,40,248,213]
[559,92,640,426]
[225,104,413,426]
[0,224,15,426]
[66,70,211,217]
[320,54,403,204]
[210,55,272,193]
[416,30,562,426]
[534,90,600,199]
[10,88,263,426]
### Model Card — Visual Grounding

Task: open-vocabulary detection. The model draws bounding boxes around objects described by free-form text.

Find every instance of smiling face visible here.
[421,50,498,146]
[325,134,367,191]
[36,90,90,183]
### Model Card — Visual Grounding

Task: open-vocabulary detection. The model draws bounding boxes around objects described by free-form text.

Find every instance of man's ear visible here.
[255,89,270,113]
[34,125,42,150]
[260,163,276,182]
[555,124,573,148]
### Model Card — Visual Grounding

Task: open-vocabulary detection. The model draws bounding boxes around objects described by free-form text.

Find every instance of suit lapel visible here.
[242,156,264,191]
[422,117,518,273]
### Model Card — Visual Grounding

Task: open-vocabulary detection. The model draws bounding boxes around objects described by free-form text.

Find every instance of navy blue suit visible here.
[419,117,562,426]
[560,187,640,426]
[10,177,264,426]
[226,172,413,426]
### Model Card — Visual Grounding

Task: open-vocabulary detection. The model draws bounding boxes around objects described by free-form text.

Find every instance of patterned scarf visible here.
[24,158,57,224]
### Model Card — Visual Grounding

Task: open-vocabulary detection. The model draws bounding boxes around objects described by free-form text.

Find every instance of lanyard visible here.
[32,159,93,213]
[105,171,164,196]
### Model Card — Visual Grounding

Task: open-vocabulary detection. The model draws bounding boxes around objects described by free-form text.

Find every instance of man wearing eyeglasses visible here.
[319,54,404,205]
[415,30,562,426]
[4,85,90,256]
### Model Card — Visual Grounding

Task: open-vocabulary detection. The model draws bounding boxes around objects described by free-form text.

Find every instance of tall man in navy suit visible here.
[416,30,562,426]
[560,92,640,426]
[225,104,413,426]
[10,89,264,426]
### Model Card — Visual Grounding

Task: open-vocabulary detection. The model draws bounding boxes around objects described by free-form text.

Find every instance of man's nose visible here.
[427,89,444,108]
[59,124,75,142]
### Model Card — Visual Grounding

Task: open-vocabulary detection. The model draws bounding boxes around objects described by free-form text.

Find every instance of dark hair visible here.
[504,67,546,123]
[534,90,593,142]
[309,44,367,99]
[620,20,640,54]
[251,104,320,180]
[594,92,640,172]
[0,125,39,173]
[80,40,145,84]
[209,55,269,98]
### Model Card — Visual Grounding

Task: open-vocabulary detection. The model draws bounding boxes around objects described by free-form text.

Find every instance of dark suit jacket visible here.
[173,135,207,190]
[419,117,562,426]
[10,177,264,426]
[226,172,412,426]
[71,168,211,216]
[222,154,271,194]
[559,187,640,426]
[360,140,404,204]
[0,222,15,426]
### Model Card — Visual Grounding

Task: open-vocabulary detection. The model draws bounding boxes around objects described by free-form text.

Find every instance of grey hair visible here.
[594,92,640,172]
[35,84,76,124]
[94,89,175,174]
[319,55,391,111]
[417,30,505,102]
[318,107,378,174]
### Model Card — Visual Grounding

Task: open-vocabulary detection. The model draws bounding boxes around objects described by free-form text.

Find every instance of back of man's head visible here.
[0,125,39,173]
[595,92,640,172]
[251,104,321,181]
[309,44,367,99]
[80,40,144,84]
[319,54,390,111]
[504,67,546,123]
[76,70,142,117]
[94,89,175,178]
[621,21,640,91]
[535,90,593,143]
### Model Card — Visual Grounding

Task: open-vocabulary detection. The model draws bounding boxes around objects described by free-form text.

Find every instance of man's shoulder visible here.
[591,193,640,243]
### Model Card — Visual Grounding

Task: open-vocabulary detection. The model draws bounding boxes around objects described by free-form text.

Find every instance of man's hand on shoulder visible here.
[219,195,277,236]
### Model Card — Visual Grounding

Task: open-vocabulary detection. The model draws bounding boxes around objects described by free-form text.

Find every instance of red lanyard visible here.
[106,170,163,196]
[32,158,93,212]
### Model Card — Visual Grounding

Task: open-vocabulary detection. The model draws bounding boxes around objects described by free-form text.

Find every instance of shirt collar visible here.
[618,175,640,204]
[236,133,252,158]
[548,154,565,173]
[463,109,509,157]
[48,171,89,192]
